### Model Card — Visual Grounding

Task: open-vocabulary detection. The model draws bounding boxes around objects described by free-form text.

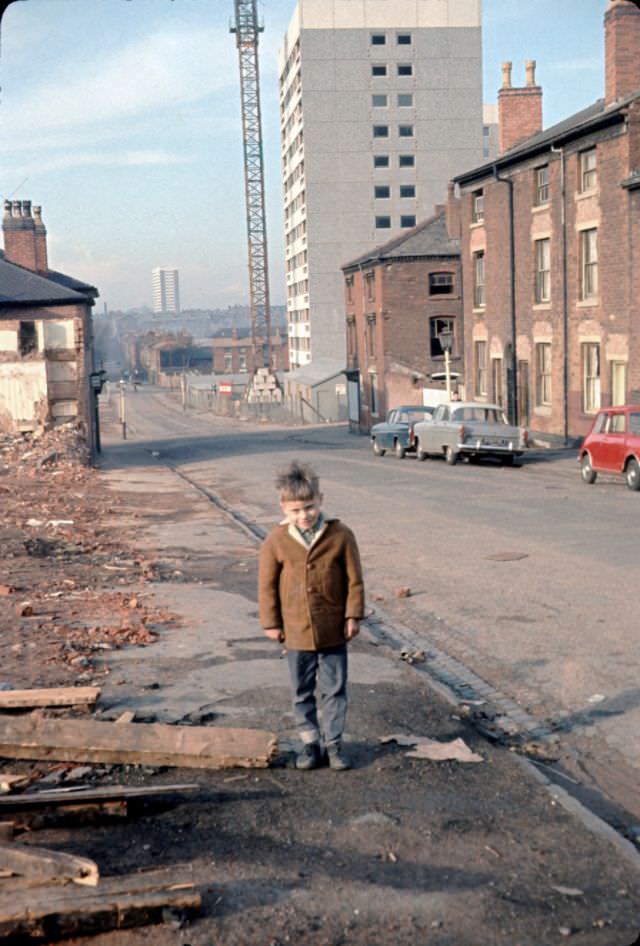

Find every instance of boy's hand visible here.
[265,628,285,643]
[345,618,360,640]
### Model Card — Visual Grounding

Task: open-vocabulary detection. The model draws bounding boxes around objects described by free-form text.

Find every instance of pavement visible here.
[73,403,640,946]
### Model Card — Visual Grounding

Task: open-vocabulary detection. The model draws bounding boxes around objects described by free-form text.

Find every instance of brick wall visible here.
[345,254,462,430]
[453,110,640,441]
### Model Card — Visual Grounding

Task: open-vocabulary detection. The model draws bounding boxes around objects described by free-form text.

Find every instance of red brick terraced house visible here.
[448,0,640,443]
[342,210,462,432]
[0,201,99,451]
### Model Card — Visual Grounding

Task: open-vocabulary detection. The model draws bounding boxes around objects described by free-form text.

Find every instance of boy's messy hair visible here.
[276,461,320,502]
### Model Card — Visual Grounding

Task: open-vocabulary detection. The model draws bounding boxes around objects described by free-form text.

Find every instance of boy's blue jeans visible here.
[286,644,348,747]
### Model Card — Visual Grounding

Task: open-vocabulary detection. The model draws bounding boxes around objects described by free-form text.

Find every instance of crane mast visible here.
[231,0,272,372]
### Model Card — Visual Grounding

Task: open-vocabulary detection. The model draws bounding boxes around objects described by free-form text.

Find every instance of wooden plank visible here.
[14,802,127,832]
[0,775,30,794]
[0,688,100,710]
[0,783,199,810]
[0,841,99,886]
[0,871,200,941]
[115,711,135,724]
[0,716,277,769]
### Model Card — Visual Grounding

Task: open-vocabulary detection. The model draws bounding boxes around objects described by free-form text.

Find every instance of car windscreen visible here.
[452,407,508,424]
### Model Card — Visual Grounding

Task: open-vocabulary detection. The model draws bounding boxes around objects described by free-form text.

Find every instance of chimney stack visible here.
[498,60,543,153]
[2,199,38,271]
[33,205,48,272]
[605,0,640,104]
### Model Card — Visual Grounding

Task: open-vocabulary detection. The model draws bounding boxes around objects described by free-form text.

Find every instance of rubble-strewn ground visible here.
[1,425,179,691]
[2,422,640,946]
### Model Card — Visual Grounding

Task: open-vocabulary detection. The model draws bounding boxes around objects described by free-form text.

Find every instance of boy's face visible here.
[280,494,323,531]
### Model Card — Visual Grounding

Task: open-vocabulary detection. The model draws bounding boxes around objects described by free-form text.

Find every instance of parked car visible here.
[413,402,528,465]
[578,406,640,490]
[370,405,435,458]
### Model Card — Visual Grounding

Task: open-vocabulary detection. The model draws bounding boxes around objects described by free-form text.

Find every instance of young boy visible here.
[259,461,364,770]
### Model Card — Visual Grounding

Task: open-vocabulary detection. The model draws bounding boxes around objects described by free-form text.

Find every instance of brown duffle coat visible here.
[258,517,365,651]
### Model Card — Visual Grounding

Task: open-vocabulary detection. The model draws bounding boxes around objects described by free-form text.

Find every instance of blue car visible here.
[370,405,435,458]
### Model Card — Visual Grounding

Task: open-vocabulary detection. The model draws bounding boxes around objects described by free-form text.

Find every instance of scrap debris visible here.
[381,733,483,763]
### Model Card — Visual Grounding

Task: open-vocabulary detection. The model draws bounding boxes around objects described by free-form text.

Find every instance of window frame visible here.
[397,93,414,107]
[371,64,387,77]
[471,189,484,224]
[370,33,386,46]
[397,63,413,77]
[372,124,389,138]
[535,342,552,406]
[473,251,485,308]
[372,93,388,108]
[399,184,416,199]
[429,316,455,357]
[398,124,414,138]
[580,227,598,300]
[535,237,551,303]
[375,215,392,229]
[535,165,549,206]
[475,340,488,397]
[582,341,601,414]
[373,154,389,168]
[396,32,412,45]
[399,154,415,168]
[374,185,391,199]
[579,148,597,193]
[400,214,416,228]
[429,272,454,296]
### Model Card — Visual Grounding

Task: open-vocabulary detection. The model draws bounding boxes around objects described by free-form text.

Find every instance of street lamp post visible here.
[439,327,454,400]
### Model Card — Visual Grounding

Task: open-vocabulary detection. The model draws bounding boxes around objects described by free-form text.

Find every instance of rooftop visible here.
[342,211,460,271]
[0,256,94,308]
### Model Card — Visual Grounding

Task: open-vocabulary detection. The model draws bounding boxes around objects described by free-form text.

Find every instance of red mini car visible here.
[578,406,640,491]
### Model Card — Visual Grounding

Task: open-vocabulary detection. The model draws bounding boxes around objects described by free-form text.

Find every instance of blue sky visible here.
[0,0,607,311]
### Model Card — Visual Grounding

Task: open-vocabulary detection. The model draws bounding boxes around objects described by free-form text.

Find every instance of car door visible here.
[601,411,627,472]
[425,404,449,452]
[587,412,609,470]
[379,411,397,448]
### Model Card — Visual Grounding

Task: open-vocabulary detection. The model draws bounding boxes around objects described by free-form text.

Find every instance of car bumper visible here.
[458,442,524,457]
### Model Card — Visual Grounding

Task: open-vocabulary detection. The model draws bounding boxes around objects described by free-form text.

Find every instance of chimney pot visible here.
[11,200,21,218]
[3,200,12,219]
[498,61,543,153]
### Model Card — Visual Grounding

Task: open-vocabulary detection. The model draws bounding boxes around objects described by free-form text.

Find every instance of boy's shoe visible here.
[326,742,351,771]
[295,743,322,770]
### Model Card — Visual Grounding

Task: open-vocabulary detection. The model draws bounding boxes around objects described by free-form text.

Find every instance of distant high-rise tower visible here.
[152,267,180,314]
[279,0,484,368]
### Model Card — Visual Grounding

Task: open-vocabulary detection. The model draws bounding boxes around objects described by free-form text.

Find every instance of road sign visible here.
[219,383,233,395]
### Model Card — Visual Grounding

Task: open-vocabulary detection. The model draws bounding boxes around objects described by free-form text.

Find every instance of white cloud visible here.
[1,26,237,138]
[0,149,189,182]
[547,57,601,76]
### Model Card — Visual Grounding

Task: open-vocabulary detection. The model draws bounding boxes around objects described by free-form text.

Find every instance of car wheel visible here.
[394,440,406,459]
[416,439,428,462]
[372,439,386,457]
[502,454,515,467]
[580,453,597,484]
[445,445,458,466]
[625,457,640,491]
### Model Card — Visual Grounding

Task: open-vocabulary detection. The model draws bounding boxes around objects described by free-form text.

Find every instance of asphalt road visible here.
[103,384,640,826]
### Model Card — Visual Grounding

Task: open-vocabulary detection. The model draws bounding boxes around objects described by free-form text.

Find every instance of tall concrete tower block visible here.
[152,267,180,315]
[279,0,483,368]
